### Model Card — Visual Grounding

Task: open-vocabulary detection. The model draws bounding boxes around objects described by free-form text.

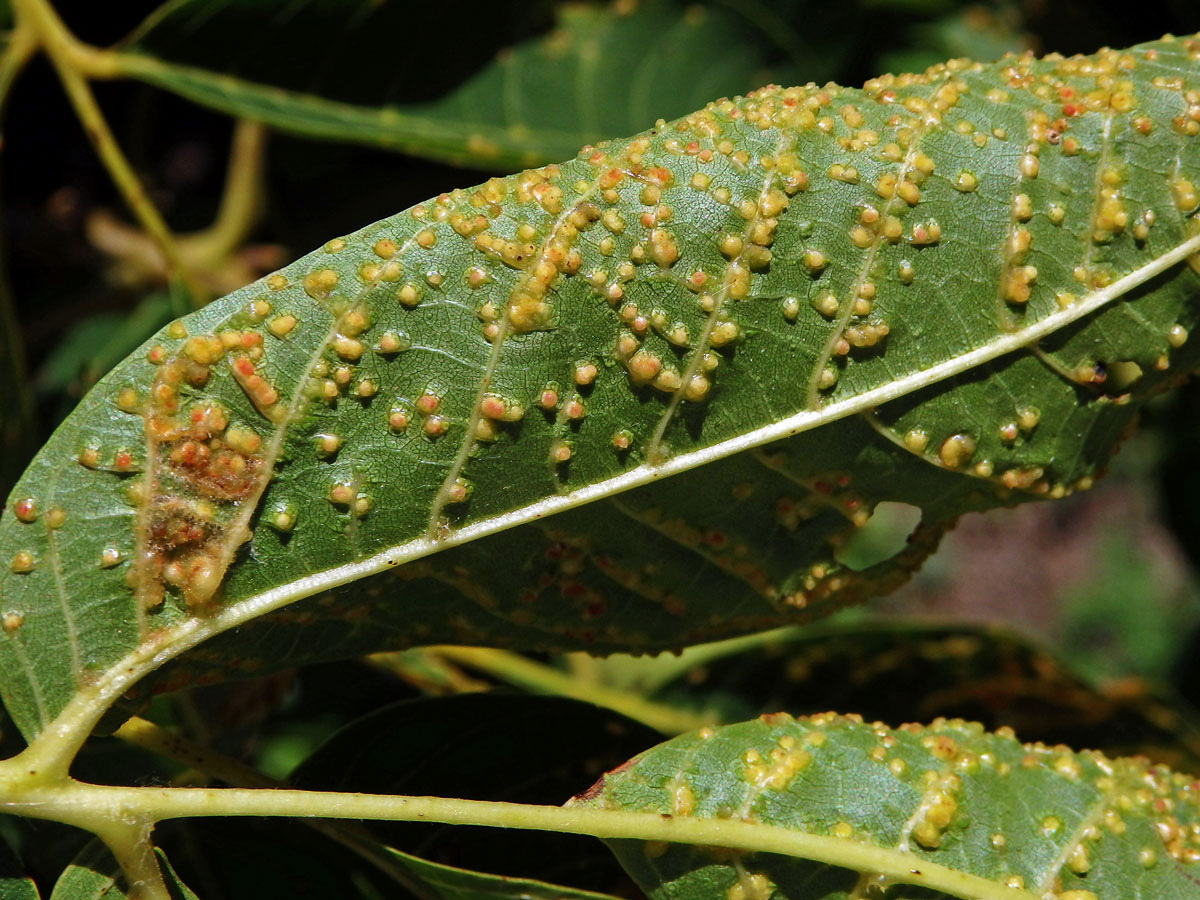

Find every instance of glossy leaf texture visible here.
[5,36,1200,741]
[574,712,1200,900]
[115,0,813,169]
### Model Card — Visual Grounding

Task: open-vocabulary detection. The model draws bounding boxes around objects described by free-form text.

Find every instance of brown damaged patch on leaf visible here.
[570,755,642,804]
[131,333,274,614]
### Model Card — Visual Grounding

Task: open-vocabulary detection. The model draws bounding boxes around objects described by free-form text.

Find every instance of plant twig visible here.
[10,0,209,307]
[432,646,713,734]
[93,821,170,900]
[193,118,267,263]
[115,716,280,789]
[113,716,437,899]
[4,780,1041,900]
[0,21,38,496]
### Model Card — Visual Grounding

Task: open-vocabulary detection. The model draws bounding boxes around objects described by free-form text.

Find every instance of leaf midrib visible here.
[33,231,1200,764]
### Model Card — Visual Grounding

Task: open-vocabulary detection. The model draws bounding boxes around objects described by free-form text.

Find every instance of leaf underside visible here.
[4,36,1200,740]
[575,712,1200,900]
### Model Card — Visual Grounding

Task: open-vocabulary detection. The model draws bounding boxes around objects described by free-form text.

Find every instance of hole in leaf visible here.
[1104,360,1143,393]
[834,501,923,571]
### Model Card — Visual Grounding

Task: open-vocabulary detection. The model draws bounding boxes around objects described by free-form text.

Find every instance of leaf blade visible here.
[574,712,1200,900]
[3,36,1200,743]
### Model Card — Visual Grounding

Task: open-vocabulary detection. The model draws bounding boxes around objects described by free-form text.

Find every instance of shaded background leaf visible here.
[638,621,1200,771]
[115,0,841,168]
[48,842,196,900]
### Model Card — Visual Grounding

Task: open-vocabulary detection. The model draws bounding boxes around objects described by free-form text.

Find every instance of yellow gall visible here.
[334,336,365,360]
[116,388,140,413]
[850,226,873,249]
[303,268,338,299]
[1172,177,1199,212]
[573,361,598,386]
[683,374,710,402]
[397,284,421,307]
[550,440,573,463]
[938,433,977,468]
[896,180,920,205]
[953,171,978,192]
[373,238,398,259]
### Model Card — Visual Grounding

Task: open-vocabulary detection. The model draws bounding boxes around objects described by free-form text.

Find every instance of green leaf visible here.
[4,36,1200,744]
[116,0,814,169]
[49,842,196,900]
[378,846,622,900]
[573,712,1200,900]
[0,824,37,900]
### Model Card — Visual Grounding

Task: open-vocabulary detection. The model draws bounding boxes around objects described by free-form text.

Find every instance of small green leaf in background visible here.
[639,622,1200,770]
[377,846,623,900]
[49,842,195,900]
[0,824,37,900]
[111,0,1032,170]
[115,0,818,169]
[576,713,1200,899]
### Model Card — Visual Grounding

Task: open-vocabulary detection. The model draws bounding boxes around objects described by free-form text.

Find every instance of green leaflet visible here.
[0,828,36,900]
[115,0,813,169]
[3,37,1200,743]
[378,847,623,900]
[573,712,1200,900]
[48,842,196,900]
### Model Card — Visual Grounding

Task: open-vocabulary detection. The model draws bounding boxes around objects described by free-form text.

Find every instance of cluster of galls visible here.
[134,327,277,610]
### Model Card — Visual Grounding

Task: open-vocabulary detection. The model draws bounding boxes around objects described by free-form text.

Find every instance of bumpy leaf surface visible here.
[574,712,1200,899]
[4,37,1200,740]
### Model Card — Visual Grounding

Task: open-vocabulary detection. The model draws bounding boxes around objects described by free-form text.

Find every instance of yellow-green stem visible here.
[186,118,267,265]
[10,0,208,306]
[114,716,282,789]
[433,645,713,734]
[2,780,1040,900]
[93,820,169,900]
